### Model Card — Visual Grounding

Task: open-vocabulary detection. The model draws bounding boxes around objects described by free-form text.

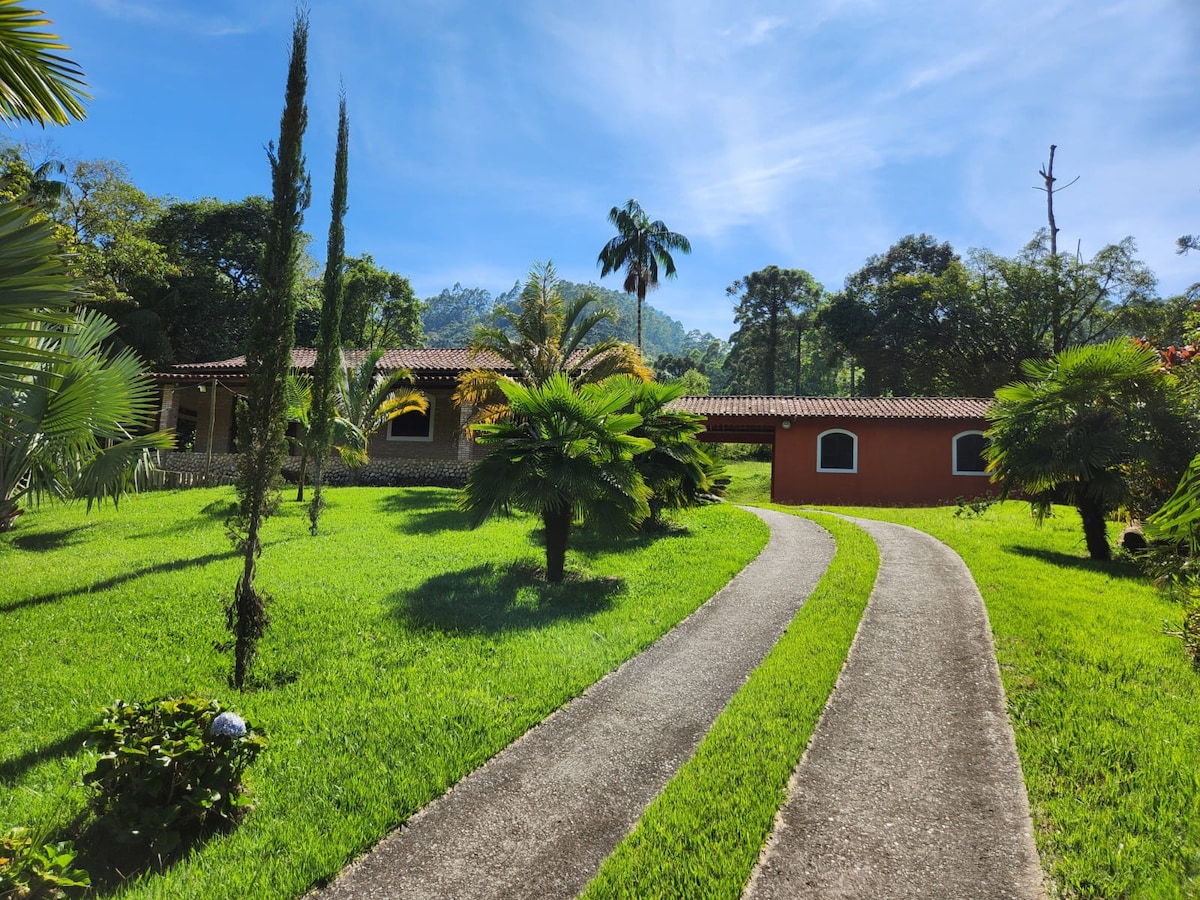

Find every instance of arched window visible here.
[953,430,989,475]
[817,429,857,473]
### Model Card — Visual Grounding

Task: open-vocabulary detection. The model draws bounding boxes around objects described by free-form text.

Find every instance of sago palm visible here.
[0,308,173,531]
[454,261,647,425]
[597,199,691,351]
[608,375,723,524]
[985,339,1194,560]
[461,373,652,583]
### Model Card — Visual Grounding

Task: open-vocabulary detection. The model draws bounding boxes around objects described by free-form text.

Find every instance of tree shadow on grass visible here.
[569,519,690,560]
[1004,545,1146,581]
[1,549,240,614]
[377,491,472,534]
[7,525,94,552]
[62,808,230,897]
[394,563,623,634]
[0,721,98,785]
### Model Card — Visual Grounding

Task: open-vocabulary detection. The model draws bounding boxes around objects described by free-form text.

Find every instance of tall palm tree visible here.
[597,199,691,351]
[454,261,648,425]
[985,339,1195,560]
[0,308,173,531]
[333,349,427,484]
[461,373,652,582]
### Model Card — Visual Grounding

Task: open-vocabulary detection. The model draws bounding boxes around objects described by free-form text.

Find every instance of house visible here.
[152,348,501,486]
[671,395,994,507]
[153,351,995,505]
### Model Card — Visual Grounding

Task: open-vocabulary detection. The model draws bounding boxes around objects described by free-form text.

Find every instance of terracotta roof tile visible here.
[169,347,512,374]
[164,353,991,419]
[668,395,992,419]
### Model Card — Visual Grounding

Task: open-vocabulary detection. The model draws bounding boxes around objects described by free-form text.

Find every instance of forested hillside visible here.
[422,278,721,361]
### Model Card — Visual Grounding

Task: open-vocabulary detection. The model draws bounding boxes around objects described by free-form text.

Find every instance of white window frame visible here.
[952,430,989,476]
[386,396,435,442]
[817,428,858,473]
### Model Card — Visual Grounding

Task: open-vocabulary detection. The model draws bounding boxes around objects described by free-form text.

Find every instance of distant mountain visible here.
[421,279,718,360]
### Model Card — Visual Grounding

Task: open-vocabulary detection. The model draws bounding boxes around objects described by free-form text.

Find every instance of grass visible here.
[836,501,1200,898]
[0,487,768,899]
[580,512,878,899]
[716,458,773,506]
[9,463,1198,897]
[698,460,1199,895]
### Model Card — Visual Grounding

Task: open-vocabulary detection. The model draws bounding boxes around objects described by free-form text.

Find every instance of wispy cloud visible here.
[86,0,266,37]
[723,16,789,47]
[64,0,1198,336]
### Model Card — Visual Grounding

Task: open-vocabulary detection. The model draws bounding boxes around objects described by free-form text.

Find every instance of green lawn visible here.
[835,502,1200,898]
[710,459,1200,896]
[6,470,1199,898]
[716,457,773,506]
[1,487,767,899]
[581,512,878,899]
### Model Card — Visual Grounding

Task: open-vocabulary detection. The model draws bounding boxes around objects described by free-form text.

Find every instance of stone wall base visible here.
[154,452,472,489]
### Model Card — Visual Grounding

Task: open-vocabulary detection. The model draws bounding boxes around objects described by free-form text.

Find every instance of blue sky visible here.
[18,0,1200,339]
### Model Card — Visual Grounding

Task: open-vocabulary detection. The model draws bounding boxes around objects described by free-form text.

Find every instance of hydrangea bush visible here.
[84,696,266,858]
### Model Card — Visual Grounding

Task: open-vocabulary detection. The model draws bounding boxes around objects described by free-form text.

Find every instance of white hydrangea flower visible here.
[209,711,248,738]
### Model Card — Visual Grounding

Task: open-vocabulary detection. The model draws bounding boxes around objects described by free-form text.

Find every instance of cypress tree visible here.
[308,94,349,535]
[229,10,310,689]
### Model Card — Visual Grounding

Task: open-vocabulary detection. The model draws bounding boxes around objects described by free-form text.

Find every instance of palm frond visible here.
[0,1,89,126]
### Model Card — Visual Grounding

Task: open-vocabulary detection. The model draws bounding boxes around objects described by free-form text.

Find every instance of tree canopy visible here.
[724,266,825,396]
[341,253,422,349]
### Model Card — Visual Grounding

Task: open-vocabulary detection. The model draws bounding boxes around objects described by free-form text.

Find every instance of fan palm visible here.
[597,199,691,351]
[0,4,88,429]
[461,373,652,582]
[985,339,1195,560]
[0,308,173,531]
[333,349,427,484]
[453,261,647,425]
[0,198,80,423]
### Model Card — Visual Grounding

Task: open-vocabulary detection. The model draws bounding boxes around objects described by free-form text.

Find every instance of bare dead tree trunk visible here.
[1040,144,1059,256]
[1036,145,1079,353]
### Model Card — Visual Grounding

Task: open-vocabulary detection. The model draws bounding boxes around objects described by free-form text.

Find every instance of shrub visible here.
[0,827,90,899]
[1164,588,1200,672]
[83,696,266,858]
[953,493,995,518]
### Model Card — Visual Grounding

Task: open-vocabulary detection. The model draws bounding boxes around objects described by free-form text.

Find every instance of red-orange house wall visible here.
[771,417,993,506]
